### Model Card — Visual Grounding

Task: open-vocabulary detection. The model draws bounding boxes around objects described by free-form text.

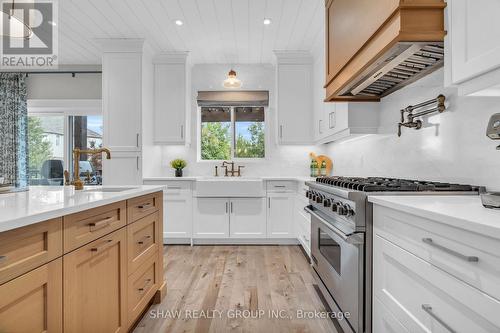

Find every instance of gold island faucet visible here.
[69,148,111,190]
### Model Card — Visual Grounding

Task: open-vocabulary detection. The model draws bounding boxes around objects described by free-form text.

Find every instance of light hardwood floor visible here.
[133,245,339,333]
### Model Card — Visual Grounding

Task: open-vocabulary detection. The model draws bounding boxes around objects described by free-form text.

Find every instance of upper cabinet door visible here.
[154,54,189,144]
[276,54,313,145]
[103,52,142,152]
[448,0,500,92]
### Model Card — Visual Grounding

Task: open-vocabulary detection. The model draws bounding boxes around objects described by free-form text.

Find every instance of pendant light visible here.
[0,0,33,39]
[223,69,242,89]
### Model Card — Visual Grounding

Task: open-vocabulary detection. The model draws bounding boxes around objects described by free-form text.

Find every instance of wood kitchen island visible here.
[0,186,165,333]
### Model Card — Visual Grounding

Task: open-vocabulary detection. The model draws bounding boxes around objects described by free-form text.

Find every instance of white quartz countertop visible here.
[0,185,164,233]
[368,195,500,238]
[143,176,315,182]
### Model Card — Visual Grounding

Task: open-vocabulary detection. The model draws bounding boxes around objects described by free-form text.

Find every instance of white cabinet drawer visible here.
[266,180,296,193]
[374,234,500,333]
[374,205,500,301]
[373,296,408,333]
[164,181,192,193]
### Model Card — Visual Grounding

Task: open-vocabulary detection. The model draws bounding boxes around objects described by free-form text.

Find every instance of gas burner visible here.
[316,176,478,193]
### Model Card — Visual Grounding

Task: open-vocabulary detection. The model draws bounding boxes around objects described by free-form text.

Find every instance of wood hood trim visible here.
[324,1,446,102]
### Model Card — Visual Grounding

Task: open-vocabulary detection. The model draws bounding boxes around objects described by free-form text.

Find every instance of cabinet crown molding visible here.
[96,38,145,53]
[274,50,313,64]
[153,52,189,64]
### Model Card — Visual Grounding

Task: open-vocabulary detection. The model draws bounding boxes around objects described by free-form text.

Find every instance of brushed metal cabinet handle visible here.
[0,255,7,263]
[138,235,152,245]
[138,203,152,209]
[421,304,456,333]
[422,238,479,262]
[279,125,283,139]
[90,239,113,252]
[180,125,184,139]
[268,197,271,209]
[88,217,113,231]
[136,133,139,147]
[225,202,228,214]
[136,156,140,170]
[230,202,233,214]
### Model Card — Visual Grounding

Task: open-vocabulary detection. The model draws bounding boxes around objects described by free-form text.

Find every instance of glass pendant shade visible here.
[223,69,242,89]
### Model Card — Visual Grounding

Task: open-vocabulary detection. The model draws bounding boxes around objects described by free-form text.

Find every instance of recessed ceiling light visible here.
[263,18,272,25]
[175,20,183,26]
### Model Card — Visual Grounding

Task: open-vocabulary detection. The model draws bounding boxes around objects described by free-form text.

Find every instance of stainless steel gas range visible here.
[304,177,482,333]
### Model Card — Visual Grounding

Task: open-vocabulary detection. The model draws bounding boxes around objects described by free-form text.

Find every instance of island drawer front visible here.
[127,212,160,274]
[127,192,162,223]
[266,180,296,192]
[374,234,500,333]
[128,253,159,327]
[374,205,500,301]
[0,218,62,285]
[63,201,126,253]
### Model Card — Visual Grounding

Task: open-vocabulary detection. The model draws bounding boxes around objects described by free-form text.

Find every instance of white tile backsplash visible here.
[323,69,500,191]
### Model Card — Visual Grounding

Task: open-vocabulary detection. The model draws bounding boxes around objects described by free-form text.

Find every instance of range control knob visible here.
[323,199,331,207]
[331,202,338,212]
[316,194,324,204]
[338,205,347,216]
[343,204,355,217]
[305,190,311,198]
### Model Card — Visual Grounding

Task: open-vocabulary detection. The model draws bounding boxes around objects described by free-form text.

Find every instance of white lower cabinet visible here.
[267,193,294,238]
[193,197,266,239]
[103,151,142,186]
[193,198,230,239]
[373,205,500,333]
[163,193,192,240]
[229,198,266,238]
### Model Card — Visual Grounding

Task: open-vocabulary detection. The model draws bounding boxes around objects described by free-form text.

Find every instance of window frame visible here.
[27,99,102,179]
[197,106,268,163]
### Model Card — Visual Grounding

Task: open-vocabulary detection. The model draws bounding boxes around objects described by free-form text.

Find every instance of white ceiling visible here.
[58,0,324,65]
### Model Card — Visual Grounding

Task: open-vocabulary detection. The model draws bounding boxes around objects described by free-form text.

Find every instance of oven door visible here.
[306,206,364,333]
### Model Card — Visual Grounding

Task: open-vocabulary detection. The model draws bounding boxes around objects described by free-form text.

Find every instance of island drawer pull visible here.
[90,239,113,252]
[89,217,113,231]
[0,255,7,263]
[137,235,152,245]
[421,304,456,333]
[422,238,479,262]
[138,203,153,209]
[138,278,152,292]
[166,186,181,190]
[274,185,286,188]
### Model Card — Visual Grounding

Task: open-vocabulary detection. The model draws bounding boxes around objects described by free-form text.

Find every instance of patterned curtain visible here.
[0,73,28,188]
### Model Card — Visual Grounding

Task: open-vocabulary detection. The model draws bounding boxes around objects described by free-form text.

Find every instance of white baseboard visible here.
[163,238,191,245]
[191,238,299,245]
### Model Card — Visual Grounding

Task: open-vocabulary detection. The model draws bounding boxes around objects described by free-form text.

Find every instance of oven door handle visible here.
[304,205,364,245]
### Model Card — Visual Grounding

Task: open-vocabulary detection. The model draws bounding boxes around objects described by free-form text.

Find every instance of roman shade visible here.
[197,90,269,107]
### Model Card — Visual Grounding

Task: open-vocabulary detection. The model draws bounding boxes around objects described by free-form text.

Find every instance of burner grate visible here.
[316,177,477,193]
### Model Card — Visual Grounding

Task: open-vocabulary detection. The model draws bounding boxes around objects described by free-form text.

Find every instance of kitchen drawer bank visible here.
[0,191,165,333]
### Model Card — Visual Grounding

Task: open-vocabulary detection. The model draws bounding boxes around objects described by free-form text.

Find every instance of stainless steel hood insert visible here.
[340,42,444,98]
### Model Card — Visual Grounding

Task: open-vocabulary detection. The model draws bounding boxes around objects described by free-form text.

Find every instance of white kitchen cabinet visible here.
[102,151,142,186]
[446,0,500,96]
[102,45,143,152]
[294,181,311,255]
[372,204,500,333]
[267,193,294,238]
[315,102,379,144]
[153,53,190,144]
[275,51,313,145]
[229,198,266,238]
[163,182,193,241]
[193,198,229,239]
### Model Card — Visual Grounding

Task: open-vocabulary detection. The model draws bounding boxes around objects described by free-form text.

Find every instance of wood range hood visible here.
[324,0,447,102]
